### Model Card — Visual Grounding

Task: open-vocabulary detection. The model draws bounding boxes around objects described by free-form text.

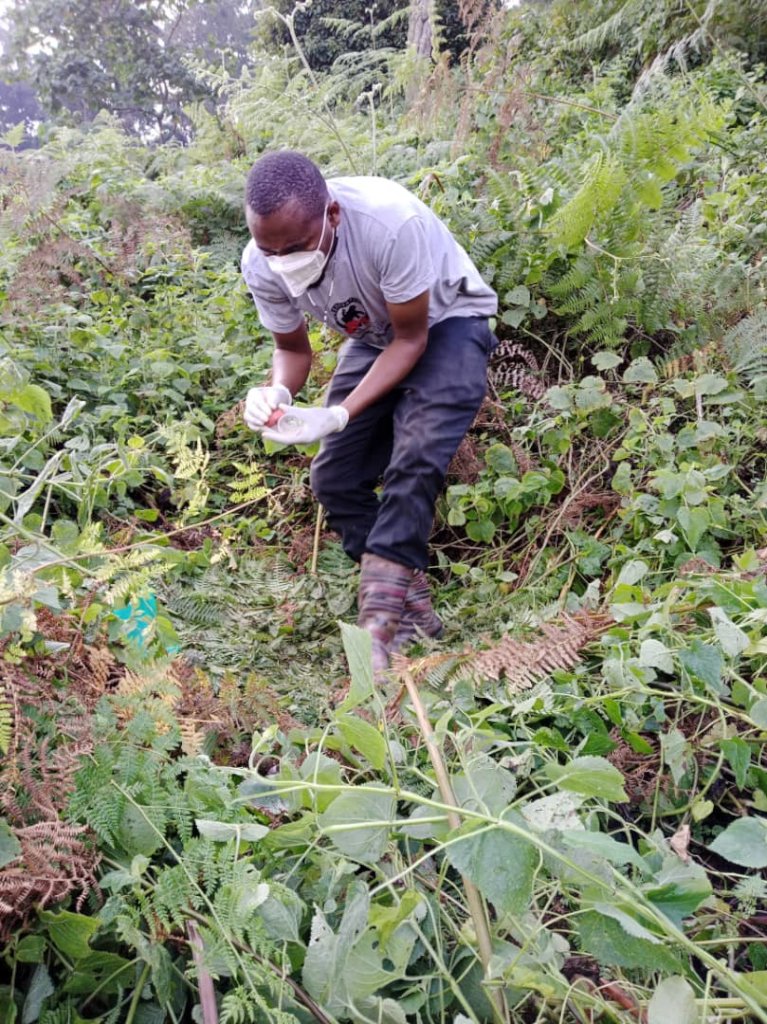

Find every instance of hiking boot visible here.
[391,570,444,652]
[357,553,413,675]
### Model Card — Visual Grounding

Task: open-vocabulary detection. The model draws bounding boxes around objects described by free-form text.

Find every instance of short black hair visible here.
[245,151,328,219]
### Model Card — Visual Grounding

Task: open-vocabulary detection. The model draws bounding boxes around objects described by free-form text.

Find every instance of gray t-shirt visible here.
[241,176,497,349]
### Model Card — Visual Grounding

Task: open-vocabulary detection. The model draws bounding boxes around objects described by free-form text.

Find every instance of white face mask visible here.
[265,205,333,297]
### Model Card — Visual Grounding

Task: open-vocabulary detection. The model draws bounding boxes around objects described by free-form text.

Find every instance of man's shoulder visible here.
[329,176,425,225]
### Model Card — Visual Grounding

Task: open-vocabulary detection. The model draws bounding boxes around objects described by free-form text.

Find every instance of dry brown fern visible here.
[461,610,613,691]
[489,340,548,401]
[0,821,100,940]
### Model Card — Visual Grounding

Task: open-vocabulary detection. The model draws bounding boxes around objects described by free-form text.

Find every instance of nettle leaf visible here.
[719,738,751,789]
[302,885,369,1010]
[643,857,711,925]
[522,792,584,833]
[336,714,387,771]
[576,911,681,972]
[338,623,374,711]
[648,976,698,1024]
[21,964,54,1024]
[319,786,395,863]
[39,909,99,960]
[505,285,531,306]
[592,350,622,371]
[195,820,269,842]
[545,756,628,802]
[749,699,767,729]
[592,902,661,943]
[679,640,724,694]
[451,756,517,816]
[639,639,674,673]
[12,384,52,423]
[709,817,767,868]
[616,559,649,586]
[709,607,749,658]
[661,728,689,786]
[623,358,657,384]
[445,816,537,914]
[561,830,648,871]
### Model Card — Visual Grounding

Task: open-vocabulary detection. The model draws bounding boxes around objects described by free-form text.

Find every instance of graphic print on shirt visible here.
[331,297,390,347]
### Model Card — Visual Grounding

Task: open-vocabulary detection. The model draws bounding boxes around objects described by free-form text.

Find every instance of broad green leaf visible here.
[648,976,698,1024]
[592,350,622,370]
[616,559,649,586]
[545,386,572,411]
[644,857,712,925]
[505,285,531,306]
[62,952,134,995]
[592,902,661,943]
[749,699,767,728]
[0,819,21,869]
[445,817,537,914]
[561,830,648,871]
[740,972,767,1007]
[117,803,163,857]
[195,819,269,842]
[719,738,751,789]
[368,891,423,947]
[501,307,527,328]
[21,965,53,1024]
[661,728,689,786]
[338,622,374,711]
[679,640,724,694]
[319,786,395,863]
[677,506,709,551]
[545,756,628,802]
[347,998,407,1024]
[258,895,303,943]
[451,756,517,816]
[709,817,767,868]
[14,937,46,964]
[39,909,99,959]
[522,792,584,833]
[709,607,749,657]
[399,803,450,841]
[576,911,681,972]
[639,639,674,673]
[12,384,52,422]
[623,358,657,384]
[336,714,387,770]
[302,885,370,1013]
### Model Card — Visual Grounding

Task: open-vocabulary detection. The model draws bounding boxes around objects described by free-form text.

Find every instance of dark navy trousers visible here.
[310,316,495,570]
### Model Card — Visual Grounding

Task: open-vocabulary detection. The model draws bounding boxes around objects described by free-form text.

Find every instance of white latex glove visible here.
[261,404,349,445]
[243,384,292,431]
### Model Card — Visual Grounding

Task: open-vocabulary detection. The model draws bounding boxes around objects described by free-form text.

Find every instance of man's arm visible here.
[340,290,429,420]
[271,322,313,397]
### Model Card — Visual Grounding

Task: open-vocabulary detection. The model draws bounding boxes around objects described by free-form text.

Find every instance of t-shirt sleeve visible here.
[378,215,435,304]
[241,247,304,334]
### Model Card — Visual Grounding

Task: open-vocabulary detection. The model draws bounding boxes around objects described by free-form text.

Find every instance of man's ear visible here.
[328,200,341,229]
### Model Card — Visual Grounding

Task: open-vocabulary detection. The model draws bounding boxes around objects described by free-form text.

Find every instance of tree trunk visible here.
[407,0,433,58]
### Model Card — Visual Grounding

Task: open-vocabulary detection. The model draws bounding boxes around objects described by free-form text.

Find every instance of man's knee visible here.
[309,456,340,509]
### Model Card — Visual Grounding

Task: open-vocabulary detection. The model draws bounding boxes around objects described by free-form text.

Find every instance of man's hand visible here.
[261,404,349,445]
[243,384,292,431]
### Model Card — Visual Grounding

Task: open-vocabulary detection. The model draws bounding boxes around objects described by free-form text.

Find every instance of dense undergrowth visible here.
[2,1,767,1022]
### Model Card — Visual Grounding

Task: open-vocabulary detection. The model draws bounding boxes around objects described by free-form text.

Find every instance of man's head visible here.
[245,150,340,259]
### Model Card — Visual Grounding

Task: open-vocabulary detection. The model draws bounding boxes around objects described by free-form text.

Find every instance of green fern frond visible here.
[720,308,767,385]
[547,153,627,250]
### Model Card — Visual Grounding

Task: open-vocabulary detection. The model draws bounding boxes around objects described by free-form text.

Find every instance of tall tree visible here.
[0,0,258,143]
